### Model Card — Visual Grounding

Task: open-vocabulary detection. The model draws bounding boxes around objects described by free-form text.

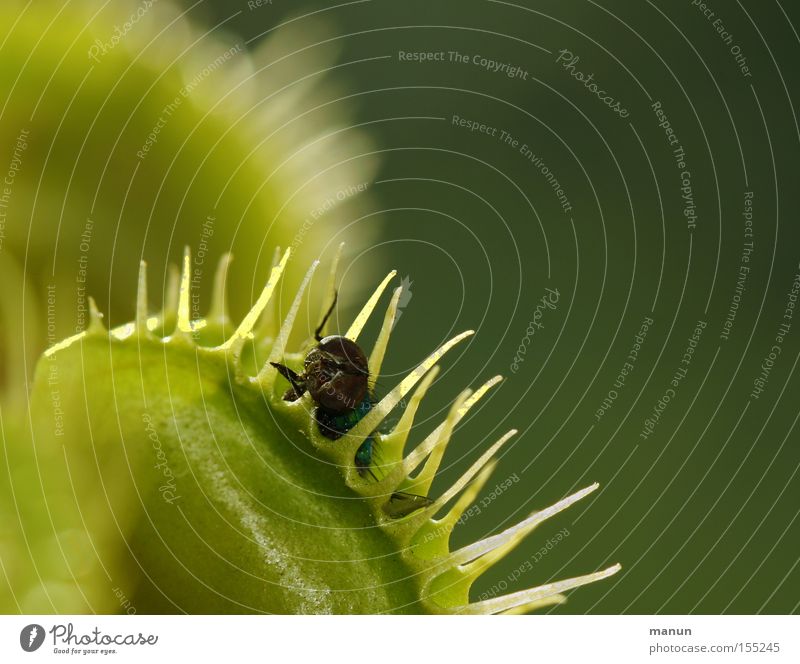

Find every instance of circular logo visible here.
[20,624,45,652]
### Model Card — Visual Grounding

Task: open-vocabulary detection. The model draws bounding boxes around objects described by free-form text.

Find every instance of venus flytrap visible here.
[0,1,377,611]
[0,0,377,396]
[29,246,620,613]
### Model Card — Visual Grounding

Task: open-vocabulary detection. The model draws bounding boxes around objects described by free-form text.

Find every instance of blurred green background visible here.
[195,0,799,614]
[2,0,799,613]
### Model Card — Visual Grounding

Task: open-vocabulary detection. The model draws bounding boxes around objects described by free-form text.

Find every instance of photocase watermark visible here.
[112,586,137,615]
[392,276,413,329]
[191,215,216,321]
[20,624,45,652]
[23,621,158,654]
[317,379,362,412]
[450,50,529,79]
[594,315,654,421]
[640,320,706,441]
[46,285,58,348]
[47,623,158,655]
[749,264,799,400]
[0,128,30,255]
[451,115,572,214]
[290,182,369,251]
[690,0,753,78]
[398,49,529,80]
[415,473,521,548]
[310,182,369,218]
[247,0,274,8]
[555,49,629,118]
[477,528,570,601]
[651,100,698,231]
[720,191,754,341]
[516,142,573,214]
[510,287,560,374]
[75,217,95,333]
[88,0,159,63]
[142,411,181,504]
[46,285,65,438]
[137,43,243,160]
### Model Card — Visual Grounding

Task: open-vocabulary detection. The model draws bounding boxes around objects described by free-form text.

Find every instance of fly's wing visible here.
[383,492,434,519]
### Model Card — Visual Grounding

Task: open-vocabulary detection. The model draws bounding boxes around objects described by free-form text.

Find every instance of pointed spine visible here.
[403,390,471,497]
[258,259,320,386]
[411,460,498,560]
[218,248,290,360]
[208,252,233,327]
[316,241,344,340]
[500,594,566,615]
[401,428,519,544]
[403,375,502,475]
[342,330,474,447]
[255,246,284,340]
[87,297,105,334]
[446,483,599,568]
[136,261,151,336]
[368,286,402,390]
[455,564,621,614]
[426,429,516,517]
[172,246,194,340]
[376,365,440,475]
[346,270,397,341]
[161,263,179,323]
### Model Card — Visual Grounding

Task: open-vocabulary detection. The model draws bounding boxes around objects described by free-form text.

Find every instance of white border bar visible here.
[1,615,797,662]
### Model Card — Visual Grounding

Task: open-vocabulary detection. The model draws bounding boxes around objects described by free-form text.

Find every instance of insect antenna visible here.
[315,289,338,341]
